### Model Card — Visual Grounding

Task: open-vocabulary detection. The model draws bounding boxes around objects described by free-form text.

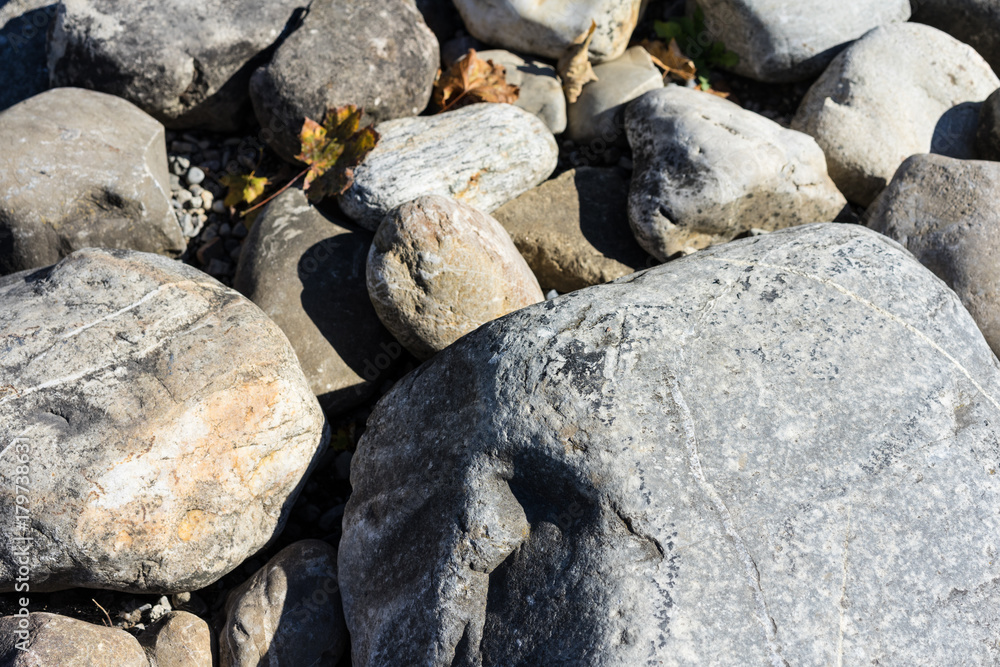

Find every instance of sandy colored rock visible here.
[367,195,543,359]
[0,613,148,666]
[138,611,214,667]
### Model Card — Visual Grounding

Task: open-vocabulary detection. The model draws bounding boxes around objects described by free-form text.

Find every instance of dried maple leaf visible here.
[558,20,599,104]
[295,105,380,202]
[220,171,269,208]
[642,39,697,82]
[433,49,520,113]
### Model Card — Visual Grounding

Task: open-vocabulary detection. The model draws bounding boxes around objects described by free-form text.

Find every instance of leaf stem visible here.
[242,167,309,217]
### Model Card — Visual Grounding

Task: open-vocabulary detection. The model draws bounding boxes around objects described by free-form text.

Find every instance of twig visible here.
[92,599,113,627]
[241,167,309,217]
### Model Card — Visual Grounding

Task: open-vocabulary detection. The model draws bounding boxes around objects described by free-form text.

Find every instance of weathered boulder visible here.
[138,611,214,667]
[627,85,846,260]
[478,50,566,134]
[0,249,328,593]
[0,87,184,276]
[233,189,401,414]
[340,103,558,230]
[493,167,652,292]
[367,195,543,359]
[792,22,999,206]
[911,0,1000,75]
[220,540,347,667]
[977,88,1000,161]
[0,613,148,666]
[48,0,304,131]
[452,0,644,63]
[341,223,1000,665]
[697,0,910,82]
[250,0,439,163]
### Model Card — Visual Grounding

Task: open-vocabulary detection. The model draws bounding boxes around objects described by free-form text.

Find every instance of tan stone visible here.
[0,613,148,666]
[138,611,214,667]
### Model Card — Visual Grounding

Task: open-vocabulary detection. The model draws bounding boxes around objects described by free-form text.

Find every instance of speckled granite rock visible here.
[792,22,999,206]
[0,88,184,276]
[478,50,566,134]
[250,0,439,163]
[697,0,910,82]
[977,88,1000,161]
[367,195,543,359]
[911,0,1000,75]
[0,249,328,593]
[341,223,1000,666]
[0,613,148,666]
[340,103,558,230]
[220,540,347,667]
[138,611,214,667]
[627,85,845,260]
[452,0,644,63]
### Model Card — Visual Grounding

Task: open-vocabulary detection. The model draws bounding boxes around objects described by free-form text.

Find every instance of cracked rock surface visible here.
[0,248,328,593]
[341,223,1000,666]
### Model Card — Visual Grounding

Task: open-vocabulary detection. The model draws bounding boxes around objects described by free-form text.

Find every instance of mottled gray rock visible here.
[340,103,558,230]
[220,540,347,667]
[250,0,439,163]
[341,223,1000,666]
[697,0,910,82]
[48,0,303,131]
[493,167,653,292]
[138,611,214,667]
[452,0,644,62]
[977,87,1000,161]
[627,85,846,260]
[234,189,401,415]
[0,613,148,666]
[368,195,543,359]
[478,49,566,134]
[792,23,999,206]
[567,46,662,147]
[911,0,1000,75]
[0,248,328,593]
[0,2,54,112]
[866,154,1000,357]
[0,88,184,276]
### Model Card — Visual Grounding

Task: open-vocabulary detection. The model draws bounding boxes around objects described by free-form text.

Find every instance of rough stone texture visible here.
[911,0,1000,75]
[250,0,439,163]
[977,88,1000,161]
[220,540,347,667]
[567,46,662,146]
[478,49,566,134]
[0,613,148,666]
[138,611,214,667]
[233,189,401,415]
[48,0,304,131]
[340,103,558,231]
[697,0,910,83]
[368,195,544,359]
[341,223,1000,666]
[792,23,999,206]
[452,0,644,63]
[0,249,328,593]
[866,154,1000,357]
[0,1,54,112]
[626,85,846,261]
[493,168,653,292]
[0,88,184,276]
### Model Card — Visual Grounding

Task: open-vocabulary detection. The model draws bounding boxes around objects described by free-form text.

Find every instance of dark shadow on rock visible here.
[573,168,656,270]
[0,4,55,112]
[931,101,981,158]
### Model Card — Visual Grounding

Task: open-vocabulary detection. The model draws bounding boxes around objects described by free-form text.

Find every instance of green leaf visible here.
[654,20,684,41]
[716,50,740,68]
[698,75,711,91]
[220,171,269,208]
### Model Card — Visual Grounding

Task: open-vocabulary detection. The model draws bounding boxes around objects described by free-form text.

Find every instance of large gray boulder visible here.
[0,613,148,666]
[866,153,1000,357]
[792,22,999,206]
[341,223,1000,666]
[48,0,304,131]
[697,0,910,82]
[626,85,846,260]
[0,249,328,593]
[911,0,1000,75]
[250,0,439,163]
[0,87,184,275]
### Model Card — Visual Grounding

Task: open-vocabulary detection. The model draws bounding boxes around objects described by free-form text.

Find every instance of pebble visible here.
[186,166,205,185]
[212,200,227,214]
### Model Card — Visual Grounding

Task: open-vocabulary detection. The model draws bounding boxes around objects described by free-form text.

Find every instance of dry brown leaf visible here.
[558,20,599,104]
[642,38,696,82]
[433,49,520,113]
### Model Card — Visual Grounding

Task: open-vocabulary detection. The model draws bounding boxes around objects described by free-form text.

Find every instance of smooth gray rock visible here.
[0,248,328,593]
[341,223,1000,666]
[48,0,304,131]
[626,85,846,260]
[567,46,662,147]
[452,0,644,63]
[792,23,999,206]
[340,103,558,230]
[977,87,1000,161]
[220,540,347,667]
[250,0,439,163]
[911,0,1000,74]
[0,613,148,666]
[233,189,401,415]
[0,87,184,276]
[697,0,910,82]
[478,49,566,134]
[866,154,1000,357]
[0,2,54,112]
